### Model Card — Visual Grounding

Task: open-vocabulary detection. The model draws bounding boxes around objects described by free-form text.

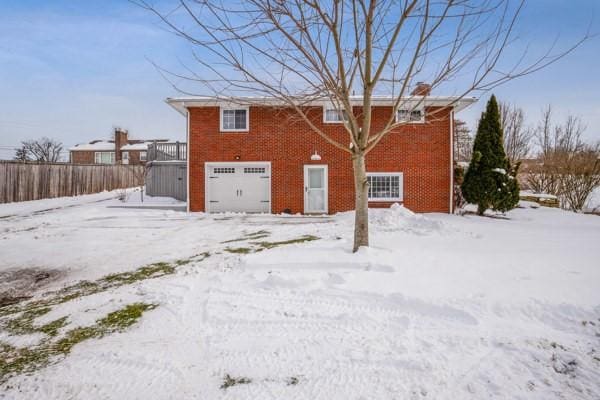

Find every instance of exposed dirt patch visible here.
[0,268,65,308]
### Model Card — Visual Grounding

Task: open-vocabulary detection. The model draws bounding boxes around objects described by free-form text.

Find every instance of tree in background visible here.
[15,137,63,162]
[13,147,30,161]
[528,107,600,211]
[453,119,472,163]
[461,95,520,215]
[499,102,533,165]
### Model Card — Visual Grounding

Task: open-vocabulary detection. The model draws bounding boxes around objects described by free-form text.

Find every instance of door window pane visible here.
[309,169,323,188]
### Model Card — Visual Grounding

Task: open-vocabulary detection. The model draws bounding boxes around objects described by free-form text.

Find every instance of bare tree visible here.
[527,108,600,211]
[132,164,151,203]
[13,147,30,162]
[453,119,472,163]
[499,102,532,165]
[16,137,64,162]
[136,0,587,251]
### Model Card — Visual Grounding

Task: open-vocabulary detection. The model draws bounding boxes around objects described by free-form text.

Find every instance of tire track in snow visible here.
[200,284,480,398]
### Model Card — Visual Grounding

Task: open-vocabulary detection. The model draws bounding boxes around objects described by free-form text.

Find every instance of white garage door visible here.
[205,163,271,213]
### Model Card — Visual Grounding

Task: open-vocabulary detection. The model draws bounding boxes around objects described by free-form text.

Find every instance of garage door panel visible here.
[206,163,270,213]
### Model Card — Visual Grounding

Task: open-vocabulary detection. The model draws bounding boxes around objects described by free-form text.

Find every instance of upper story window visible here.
[140,151,147,161]
[367,172,403,201]
[323,106,349,123]
[220,107,249,132]
[95,152,115,164]
[396,107,425,123]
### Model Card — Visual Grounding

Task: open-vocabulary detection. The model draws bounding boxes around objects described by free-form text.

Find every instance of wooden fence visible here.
[0,161,145,204]
[146,161,187,201]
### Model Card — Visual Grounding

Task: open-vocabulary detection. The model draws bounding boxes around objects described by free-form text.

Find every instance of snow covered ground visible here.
[0,191,599,399]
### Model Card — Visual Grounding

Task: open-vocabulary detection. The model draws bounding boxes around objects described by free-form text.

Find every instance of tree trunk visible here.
[477,203,486,215]
[352,153,369,252]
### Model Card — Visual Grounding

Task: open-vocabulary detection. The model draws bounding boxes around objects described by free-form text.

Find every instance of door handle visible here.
[240,189,242,196]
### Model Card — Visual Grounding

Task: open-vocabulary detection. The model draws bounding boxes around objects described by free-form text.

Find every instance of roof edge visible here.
[166,95,477,115]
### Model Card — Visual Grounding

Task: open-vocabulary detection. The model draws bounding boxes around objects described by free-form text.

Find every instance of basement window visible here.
[396,107,425,123]
[221,107,249,132]
[94,152,115,164]
[367,173,403,201]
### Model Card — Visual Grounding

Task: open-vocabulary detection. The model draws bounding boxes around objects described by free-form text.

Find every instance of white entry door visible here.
[304,165,328,213]
[206,163,271,213]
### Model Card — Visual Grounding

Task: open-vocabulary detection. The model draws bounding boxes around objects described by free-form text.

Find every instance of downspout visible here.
[185,103,190,213]
[449,109,454,214]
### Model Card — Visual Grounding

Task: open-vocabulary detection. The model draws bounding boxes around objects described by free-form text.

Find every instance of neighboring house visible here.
[69,128,169,165]
[167,87,476,214]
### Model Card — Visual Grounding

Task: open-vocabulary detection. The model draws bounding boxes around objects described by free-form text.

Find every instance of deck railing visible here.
[147,141,187,162]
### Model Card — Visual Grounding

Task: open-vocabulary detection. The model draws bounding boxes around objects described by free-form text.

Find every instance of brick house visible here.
[69,128,169,165]
[167,89,476,214]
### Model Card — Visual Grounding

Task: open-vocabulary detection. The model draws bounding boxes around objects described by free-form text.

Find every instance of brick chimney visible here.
[113,128,128,162]
[411,82,431,96]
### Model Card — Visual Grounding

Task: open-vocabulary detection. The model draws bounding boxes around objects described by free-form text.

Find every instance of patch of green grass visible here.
[0,251,211,383]
[4,307,51,335]
[103,262,175,285]
[0,302,157,382]
[0,253,210,319]
[221,230,271,244]
[225,247,254,254]
[252,235,319,250]
[3,306,69,338]
[220,374,252,390]
[175,252,210,266]
[38,316,69,337]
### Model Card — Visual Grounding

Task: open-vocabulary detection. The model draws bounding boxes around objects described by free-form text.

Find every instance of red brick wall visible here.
[188,105,452,214]
[70,151,95,164]
[123,150,146,166]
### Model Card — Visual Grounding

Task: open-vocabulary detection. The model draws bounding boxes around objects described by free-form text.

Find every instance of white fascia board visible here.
[166,96,478,115]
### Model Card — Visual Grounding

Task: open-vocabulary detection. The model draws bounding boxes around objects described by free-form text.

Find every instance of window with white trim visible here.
[367,173,403,201]
[323,106,349,123]
[220,107,249,131]
[396,107,424,123]
[140,151,147,161]
[122,151,129,161]
[94,152,115,164]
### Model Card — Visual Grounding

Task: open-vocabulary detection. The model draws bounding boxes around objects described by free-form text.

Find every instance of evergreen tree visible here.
[461,95,520,215]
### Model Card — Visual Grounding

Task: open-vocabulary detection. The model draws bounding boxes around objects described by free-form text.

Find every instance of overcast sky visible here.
[0,0,599,160]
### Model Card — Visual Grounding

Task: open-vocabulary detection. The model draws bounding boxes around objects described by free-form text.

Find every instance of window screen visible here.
[397,108,424,123]
[324,108,348,123]
[367,174,402,201]
[94,152,115,164]
[222,109,247,130]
